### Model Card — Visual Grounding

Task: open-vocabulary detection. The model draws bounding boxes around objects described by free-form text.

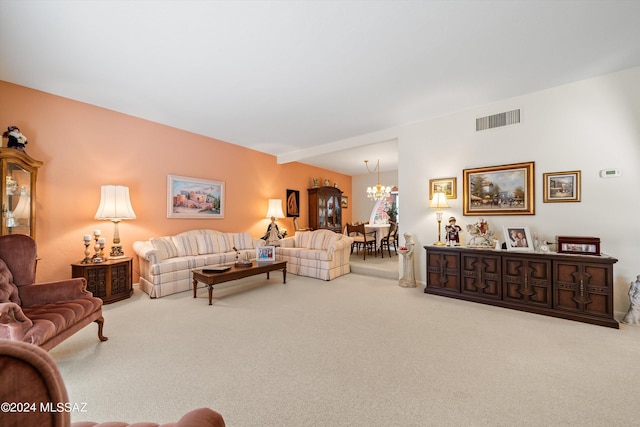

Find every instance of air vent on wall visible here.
[476,109,520,131]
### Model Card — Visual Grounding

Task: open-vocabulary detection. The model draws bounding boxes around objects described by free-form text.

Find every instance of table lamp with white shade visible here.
[94,185,136,259]
[429,192,449,246]
[263,199,285,245]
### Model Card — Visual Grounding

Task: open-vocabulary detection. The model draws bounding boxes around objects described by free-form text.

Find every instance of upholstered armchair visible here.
[0,234,106,350]
[0,339,226,427]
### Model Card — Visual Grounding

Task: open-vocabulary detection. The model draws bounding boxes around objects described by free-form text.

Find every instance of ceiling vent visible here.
[476,109,520,131]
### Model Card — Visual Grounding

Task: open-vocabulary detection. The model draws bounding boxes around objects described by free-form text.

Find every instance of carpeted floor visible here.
[50,261,640,426]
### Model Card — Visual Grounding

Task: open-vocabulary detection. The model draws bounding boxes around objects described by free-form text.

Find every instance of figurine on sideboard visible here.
[445,216,462,246]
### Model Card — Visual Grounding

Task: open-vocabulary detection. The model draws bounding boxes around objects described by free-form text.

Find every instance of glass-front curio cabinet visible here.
[1,148,43,238]
[308,186,342,232]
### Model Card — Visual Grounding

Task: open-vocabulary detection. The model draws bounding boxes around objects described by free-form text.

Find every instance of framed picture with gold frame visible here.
[463,161,535,215]
[341,196,348,209]
[167,174,224,219]
[543,170,581,203]
[429,177,457,200]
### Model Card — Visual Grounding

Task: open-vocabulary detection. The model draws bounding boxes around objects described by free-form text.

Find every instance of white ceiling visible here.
[2,1,640,176]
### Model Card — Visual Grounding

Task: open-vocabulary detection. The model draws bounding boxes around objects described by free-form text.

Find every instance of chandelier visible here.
[364,159,392,201]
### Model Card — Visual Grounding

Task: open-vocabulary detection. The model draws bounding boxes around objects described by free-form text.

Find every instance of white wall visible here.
[349,67,640,315]
[352,170,399,223]
[405,67,640,314]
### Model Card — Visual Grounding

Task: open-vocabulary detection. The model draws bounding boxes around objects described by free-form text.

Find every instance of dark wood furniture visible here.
[380,221,398,257]
[308,186,342,232]
[71,257,133,304]
[424,246,618,328]
[346,223,377,260]
[193,261,287,305]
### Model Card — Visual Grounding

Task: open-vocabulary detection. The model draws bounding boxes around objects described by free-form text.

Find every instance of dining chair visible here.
[346,223,377,260]
[380,221,398,257]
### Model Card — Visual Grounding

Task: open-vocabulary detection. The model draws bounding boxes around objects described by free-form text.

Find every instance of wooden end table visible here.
[193,260,287,305]
[71,257,133,304]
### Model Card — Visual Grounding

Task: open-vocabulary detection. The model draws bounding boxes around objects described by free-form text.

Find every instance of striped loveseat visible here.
[276,229,353,280]
[133,229,264,298]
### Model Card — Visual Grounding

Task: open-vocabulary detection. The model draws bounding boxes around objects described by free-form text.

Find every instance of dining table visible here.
[364,223,391,250]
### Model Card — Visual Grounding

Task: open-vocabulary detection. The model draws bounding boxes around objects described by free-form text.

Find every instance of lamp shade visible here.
[265,199,285,219]
[429,192,449,209]
[12,186,30,219]
[95,185,136,220]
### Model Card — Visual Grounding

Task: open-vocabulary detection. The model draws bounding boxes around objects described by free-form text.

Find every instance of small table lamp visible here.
[429,192,449,246]
[263,199,285,245]
[94,185,136,259]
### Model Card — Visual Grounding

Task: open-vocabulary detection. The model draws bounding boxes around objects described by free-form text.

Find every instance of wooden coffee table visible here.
[192,261,287,305]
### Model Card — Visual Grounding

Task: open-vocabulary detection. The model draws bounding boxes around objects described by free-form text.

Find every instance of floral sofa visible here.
[133,230,264,298]
[276,229,353,280]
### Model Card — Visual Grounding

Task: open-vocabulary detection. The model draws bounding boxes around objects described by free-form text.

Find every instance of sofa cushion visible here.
[171,235,199,257]
[150,237,179,261]
[0,259,20,305]
[278,247,331,261]
[21,298,102,347]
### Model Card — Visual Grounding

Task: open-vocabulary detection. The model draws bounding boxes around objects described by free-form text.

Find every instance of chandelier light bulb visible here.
[364,159,391,201]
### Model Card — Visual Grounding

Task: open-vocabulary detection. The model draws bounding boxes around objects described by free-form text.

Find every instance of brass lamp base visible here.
[109,245,127,259]
[433,218,445,246]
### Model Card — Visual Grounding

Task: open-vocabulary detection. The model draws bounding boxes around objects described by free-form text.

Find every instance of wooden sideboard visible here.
[424,246,618,328]
[71,257,133,304]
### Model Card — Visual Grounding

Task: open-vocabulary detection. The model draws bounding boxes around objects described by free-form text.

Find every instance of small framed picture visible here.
[256,246,275,262]
[429,177,457,200]
[286,189,300,217]
[543,170,581,203]
[503,226,534,251]
[341,196,348,209]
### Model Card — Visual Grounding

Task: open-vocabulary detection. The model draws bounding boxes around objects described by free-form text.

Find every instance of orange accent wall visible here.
[0,81,351,283]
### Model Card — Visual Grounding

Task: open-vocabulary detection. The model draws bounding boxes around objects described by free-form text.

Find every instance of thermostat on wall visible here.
[599,168,621,178]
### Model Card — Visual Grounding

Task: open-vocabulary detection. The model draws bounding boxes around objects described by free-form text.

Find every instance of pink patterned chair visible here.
[0,339,226,427]
[0,234,106,350]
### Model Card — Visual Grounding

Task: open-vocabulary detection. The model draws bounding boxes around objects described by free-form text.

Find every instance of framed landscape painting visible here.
[463,161,535,215]
[167,174,224,219]
[429,177,457,200]
[543,170,581,203]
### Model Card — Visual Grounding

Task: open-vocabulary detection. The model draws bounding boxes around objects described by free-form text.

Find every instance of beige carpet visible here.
[51,263,640,427]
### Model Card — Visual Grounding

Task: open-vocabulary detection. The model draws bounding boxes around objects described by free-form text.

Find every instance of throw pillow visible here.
[171,235,199,257]
[150,237,179,261]
[196,232,231,254]
[232,233,254,250]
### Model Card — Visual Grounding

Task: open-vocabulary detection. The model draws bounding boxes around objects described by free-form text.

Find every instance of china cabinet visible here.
[425,246,618,328]
[308,186,342,232]
[1,148,43,238]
